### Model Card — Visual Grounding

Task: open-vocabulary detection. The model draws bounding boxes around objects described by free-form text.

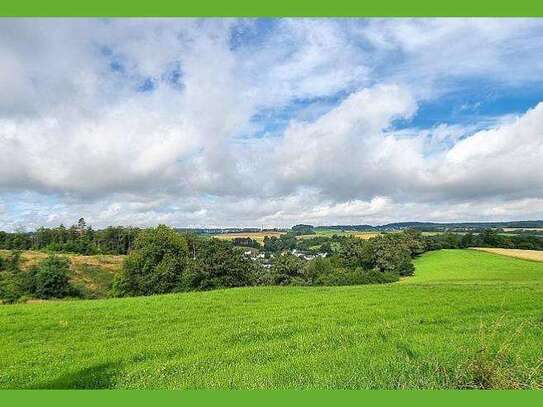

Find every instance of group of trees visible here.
[423,229,543,251]
[0,252,77,304]
[112,226,428,297]
[112,226,262,297]
[231,237,261,249]
[3,222,543,303]
[0,219,139,255]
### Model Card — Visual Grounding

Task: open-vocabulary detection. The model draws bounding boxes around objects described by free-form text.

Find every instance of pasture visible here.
[1,249,542,389]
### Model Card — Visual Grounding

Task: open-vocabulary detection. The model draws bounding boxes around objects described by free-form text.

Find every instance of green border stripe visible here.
[0,390,543,406]
[1,0,543,17]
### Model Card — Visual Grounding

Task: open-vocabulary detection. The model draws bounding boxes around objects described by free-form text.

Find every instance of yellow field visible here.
[0,250,124,297]
[352,232,380,240]
[213,231,285,243]
[502,228,543,232]
[0,250,124,271]
[472,247,543,262]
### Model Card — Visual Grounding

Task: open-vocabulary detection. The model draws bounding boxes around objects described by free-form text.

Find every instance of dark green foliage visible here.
[0,252,28,304]
[113,226,260,296]
[183,239,259,290]
[422,229,543,251]
[316,268,399,286]
[339,237,373,269]
[263,235,297,252]
[371,234,415,276]
[291,224,315,235]
[0,219,139,255]
[270,254,306,285]
[113,225,189,296]
[231,237,261,249]
[29,255,75,299]
[0,252,76,303]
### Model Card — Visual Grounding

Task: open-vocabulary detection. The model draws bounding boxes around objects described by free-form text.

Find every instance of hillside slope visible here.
[0,250,124,298]
[1,249,542,389]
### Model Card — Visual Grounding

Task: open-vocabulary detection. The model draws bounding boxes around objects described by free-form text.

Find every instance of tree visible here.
[113,225,189,296]
[339,237,373,269]
[0,251,29,303]
[182,238,259,290]
[291,224,315,235]
[30,255,74,299]
[270,254,305,285]
[371,234,415,276]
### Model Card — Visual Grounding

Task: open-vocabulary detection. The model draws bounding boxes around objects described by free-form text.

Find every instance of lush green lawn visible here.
[405,249,543,284]
[1,249,542,389]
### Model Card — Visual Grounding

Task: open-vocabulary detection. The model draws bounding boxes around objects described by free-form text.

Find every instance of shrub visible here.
[113,225,189,297]
[0,251,29,304]
[270,254,305,285]
[315,267,399,286]
[30,255,75,299]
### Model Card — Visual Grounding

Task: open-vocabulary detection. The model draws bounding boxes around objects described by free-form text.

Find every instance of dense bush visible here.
[269,254,306,285]
[113,225,190,296]
[29,255,75,299]
[315,268,399,286]
[0,252,27,304]
[113,226,261,296]
[0,252,76,303]
[182,239,259,290]
[231,237,261,249]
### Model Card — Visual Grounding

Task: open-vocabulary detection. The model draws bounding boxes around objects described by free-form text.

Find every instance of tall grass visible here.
[1,249,542,389]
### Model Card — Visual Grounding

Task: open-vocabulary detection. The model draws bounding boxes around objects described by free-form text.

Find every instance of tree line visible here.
[2,224,543,303]
[0,218,139,255]
[111,226,427,297]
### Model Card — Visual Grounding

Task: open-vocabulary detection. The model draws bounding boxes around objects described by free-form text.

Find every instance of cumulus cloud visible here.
[1,18,543,230]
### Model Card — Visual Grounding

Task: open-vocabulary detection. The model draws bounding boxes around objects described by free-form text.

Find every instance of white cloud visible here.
[1,18,543,230]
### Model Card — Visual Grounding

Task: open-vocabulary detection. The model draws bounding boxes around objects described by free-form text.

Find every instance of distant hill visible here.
[315,220,543,232]
[178,221,543,235]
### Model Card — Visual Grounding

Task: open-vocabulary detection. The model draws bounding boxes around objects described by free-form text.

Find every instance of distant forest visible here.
[1,218,543,256]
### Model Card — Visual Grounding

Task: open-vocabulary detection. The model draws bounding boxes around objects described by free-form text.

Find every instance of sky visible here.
[1,18,543,231]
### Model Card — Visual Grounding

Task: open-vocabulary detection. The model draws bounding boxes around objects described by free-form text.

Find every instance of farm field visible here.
[472,248,543,263]
[1,249,542,389]
[304,230,380,239]
[213,231,285,243]
[213,230,379,242]
[0,250,124,298]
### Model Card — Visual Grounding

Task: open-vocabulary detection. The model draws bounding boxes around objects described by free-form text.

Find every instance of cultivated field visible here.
[472,248,543,263]
[213,231,285,243]
[1,249,542,389]
[214,230,379,242]
[299,230,380,239]
[0,250,124,298]
[503,228,543,232]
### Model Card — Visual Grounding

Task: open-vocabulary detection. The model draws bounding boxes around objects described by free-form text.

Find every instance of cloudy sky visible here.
[1,18,543,230]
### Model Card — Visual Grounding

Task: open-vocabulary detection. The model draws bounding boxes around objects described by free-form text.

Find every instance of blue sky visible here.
[1,18,543,230]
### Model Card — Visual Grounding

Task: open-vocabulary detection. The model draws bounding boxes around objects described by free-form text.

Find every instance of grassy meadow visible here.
[0,250,124,299]
[1,249,542,389]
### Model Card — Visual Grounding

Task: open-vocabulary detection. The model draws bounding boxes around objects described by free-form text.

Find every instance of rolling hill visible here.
[1,249,542,389]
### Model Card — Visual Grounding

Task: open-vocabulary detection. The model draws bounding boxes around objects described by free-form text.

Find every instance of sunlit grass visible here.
[1,249,542,389]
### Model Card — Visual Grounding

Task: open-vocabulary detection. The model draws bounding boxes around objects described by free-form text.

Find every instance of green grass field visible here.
[1,249,542,389]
